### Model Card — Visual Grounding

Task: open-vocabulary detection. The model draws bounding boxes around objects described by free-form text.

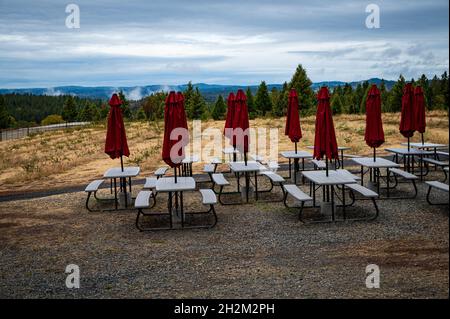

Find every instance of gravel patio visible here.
[0,169,448,298]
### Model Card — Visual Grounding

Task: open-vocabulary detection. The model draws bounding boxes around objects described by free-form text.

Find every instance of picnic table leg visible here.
[420,154,423,181]
[245,172,249,203]
[386,168,390,198]
[331,185,335,222]
[361,166,364,186]
[237,172,240,193]
[180,191,184,228]
[313,182,316,207]
[129,177,132,193]
[288,159,292,179]
[254,171,258,201]
[114,178,118,210]
[302,158,305,184]
[294,159,298,184]
[376,168,380,196]
[342,185,346,220]
[123,177,128,208]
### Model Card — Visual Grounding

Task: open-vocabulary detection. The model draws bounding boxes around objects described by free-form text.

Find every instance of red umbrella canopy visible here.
[313,87,338,160]
[285,89,302,143]
[399,83,415,138]
[232,89,250,153]
[224,92,235,139]
[414,86,426,134]
[162,91,189,168]
[365,85,385,148]
[105,93,130,159]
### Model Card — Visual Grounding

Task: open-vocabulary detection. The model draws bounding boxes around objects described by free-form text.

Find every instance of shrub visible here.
[41,114,64,126]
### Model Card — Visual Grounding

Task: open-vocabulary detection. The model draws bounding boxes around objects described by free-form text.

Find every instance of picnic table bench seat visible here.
[85,179,104,212]
[154,167,168,178]
[425,181,449,205]
[311,159,326,169]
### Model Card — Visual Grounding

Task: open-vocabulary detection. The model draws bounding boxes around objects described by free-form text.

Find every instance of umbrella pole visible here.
[326,157,329,177]
[244,152,247,166]
[295,142,298,154]
[174,167,177,183]
[233,146,237,162]
[120,155,124,191]
[120,155,124,171]
[373,147,376,162]
[421,133,424,145]
[407,137,410,151]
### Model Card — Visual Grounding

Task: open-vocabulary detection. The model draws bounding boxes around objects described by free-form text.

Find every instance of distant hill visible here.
[0,78,395,103]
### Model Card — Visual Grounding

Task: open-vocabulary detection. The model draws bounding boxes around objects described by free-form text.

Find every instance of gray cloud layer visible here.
[0,0,448,88]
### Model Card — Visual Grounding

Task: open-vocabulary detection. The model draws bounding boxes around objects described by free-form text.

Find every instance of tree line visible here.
[1,64,448,130]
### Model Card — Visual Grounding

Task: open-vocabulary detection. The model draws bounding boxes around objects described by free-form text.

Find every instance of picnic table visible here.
[155,177,196,228]
[280,150,312,184]
[103,166,140,210]
[401,142,448,161]
[306,146,351,169]
[229,161,262,203]
[181,154,199,177]
[302,170,357,222]
[385,147,433,175]
[352,157,401,197]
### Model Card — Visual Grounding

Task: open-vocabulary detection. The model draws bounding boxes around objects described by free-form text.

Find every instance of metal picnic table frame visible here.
[301,170,372,223]
[280,150,312,184]
[306,146,351,170]
[351,157,418,199]
[102,167,140,210]
[385,147,433,180]
[229,161,261,203]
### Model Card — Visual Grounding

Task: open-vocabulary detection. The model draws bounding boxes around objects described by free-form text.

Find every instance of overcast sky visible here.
[0,0,448,88]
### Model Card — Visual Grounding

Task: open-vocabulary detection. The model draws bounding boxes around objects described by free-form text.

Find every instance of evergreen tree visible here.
[386,74,406,112]
[417,74,431,109]
[276,82,289,117]
[79,101,100,121]
[61,96,78,122]
[270,87,282,117]
[0,95,11,129]
[441,71,449,109]
[211,95,226,120]
[136,107,147,121]
[254,81,272,116]
[380,80,388,110]
[288,64,316,112]
[184,81,195,102]
[342,83,355,114]
[118,91,132,119]
[246,87,256,119]
[331,90,343,115]
[143,92,166,120]
[187,88,206,119]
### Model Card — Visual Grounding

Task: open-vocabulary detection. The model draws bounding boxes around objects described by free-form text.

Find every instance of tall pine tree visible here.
[386,74,406,112]
[246,87,256,119]
[211,95,226,120]
[288,64,315,113]
[254,81,272,116]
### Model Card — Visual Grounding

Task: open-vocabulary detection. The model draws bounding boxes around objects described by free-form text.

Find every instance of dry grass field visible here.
[0,111,448,195]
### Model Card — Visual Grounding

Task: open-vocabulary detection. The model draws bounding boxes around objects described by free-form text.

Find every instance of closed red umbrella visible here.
[105,93,130,170]
[232,89,250,165]
[400,83,415,150]
[414,85,426,144]
[162,91,189,182]
[313,87,338,176]
[285,89,302,152]
[224,92,237,161]
[365,85,385,161]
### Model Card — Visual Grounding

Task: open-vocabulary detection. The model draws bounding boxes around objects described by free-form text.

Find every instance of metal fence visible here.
[0,122,91,141]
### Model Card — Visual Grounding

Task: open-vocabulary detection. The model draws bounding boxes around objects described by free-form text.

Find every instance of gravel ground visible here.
[0,168,448,299]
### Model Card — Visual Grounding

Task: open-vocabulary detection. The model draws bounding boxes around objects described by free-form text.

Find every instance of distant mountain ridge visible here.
[0,78,396,102]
